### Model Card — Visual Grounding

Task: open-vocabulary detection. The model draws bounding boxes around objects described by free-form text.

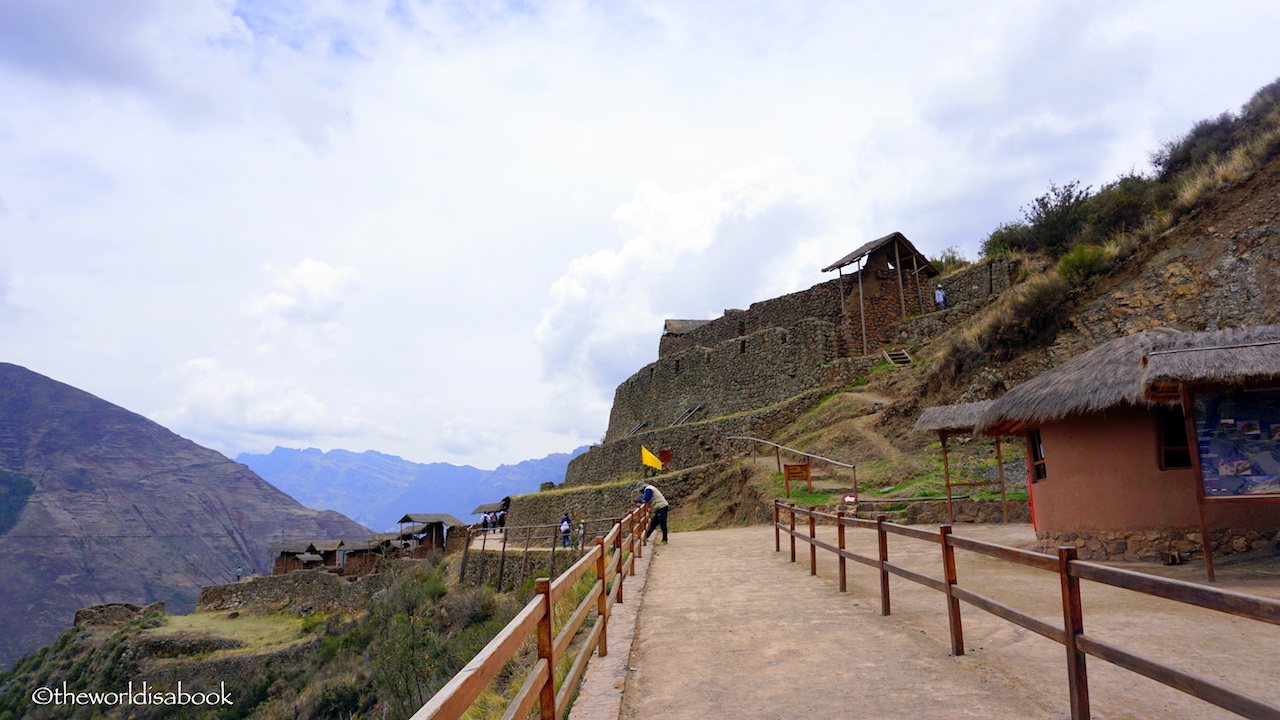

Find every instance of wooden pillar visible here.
[876,514,891,616]
[774,500,781,552]
[836,511,847,592]
[808,506,817,576]
[595,538,609,657]
[940,432,954,524]
[996,437,1008,523]
[789,504,797,563]
[857,259,868,355]
[894,240,906,316]
[912,254,925,314]
[1181,385,1215,581]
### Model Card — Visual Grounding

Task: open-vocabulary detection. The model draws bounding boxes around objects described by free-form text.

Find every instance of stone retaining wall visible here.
[1036,526,1280,562]
[565,389,829,487]
[74,601,167,627]
[196,566,395,615]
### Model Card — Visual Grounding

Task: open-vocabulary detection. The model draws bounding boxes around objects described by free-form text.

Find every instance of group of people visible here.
[554,480,671,550]
[480,510,507,533]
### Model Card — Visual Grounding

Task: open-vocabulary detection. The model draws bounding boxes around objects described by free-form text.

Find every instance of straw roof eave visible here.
[913,400,996,434]
[976,329,1183,434]
[1141,325,1280,398]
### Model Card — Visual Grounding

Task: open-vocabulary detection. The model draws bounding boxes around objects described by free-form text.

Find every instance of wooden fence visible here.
[412,505,650,720]
[774,500,1280,720]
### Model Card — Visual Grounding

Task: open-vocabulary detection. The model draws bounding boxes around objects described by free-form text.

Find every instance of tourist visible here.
[634,481,670,544]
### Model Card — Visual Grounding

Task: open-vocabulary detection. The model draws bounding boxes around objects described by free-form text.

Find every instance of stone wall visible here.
[903,498,1032,524]
[74,601,167,627]
[606,321,842,443]
[512,462,739,528]
[659,278,845,358]
[196,567,395,615]
[888,258,1021,345]
[568,388,829,487]
[1037,526,1280,562]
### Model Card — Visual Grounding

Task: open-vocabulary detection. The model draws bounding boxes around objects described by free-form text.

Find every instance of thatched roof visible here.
[472,502,504,514]
[821,232,939,276]
[914,400,996,434]
[268,541,315,555]
[663,319,712,335]
[400,524,429,536]
[369,532,400,543]
[398,513,465,526]
[977,329,1182,436]
[1143,325,1280,400]
[310,540,344,552]
[295,553,323,563]
[342,540,380,552]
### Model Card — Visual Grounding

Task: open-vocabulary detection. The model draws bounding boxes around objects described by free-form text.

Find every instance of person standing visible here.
[934,284,946,311]
[634,481,670,544]
[560,513,572,548]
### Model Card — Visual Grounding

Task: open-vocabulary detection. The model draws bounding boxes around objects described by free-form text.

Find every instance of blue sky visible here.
[2,0,1278,468]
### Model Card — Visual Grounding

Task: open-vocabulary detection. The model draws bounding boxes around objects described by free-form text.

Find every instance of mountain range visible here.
[236,445,589,531]
[0,363,371,668]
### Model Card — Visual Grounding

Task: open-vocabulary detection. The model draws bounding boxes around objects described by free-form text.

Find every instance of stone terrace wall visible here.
[1037,526,1279,562]
[887,258,1021,346]
[510,462,742,528]
[605,320,841,443]
[659,278,845,358]
[568,388,830,487]
[196,567,394,615]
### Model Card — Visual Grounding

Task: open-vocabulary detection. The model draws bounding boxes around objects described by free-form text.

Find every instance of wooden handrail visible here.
[727,436,856,468]
[771,499,1280,720]
[417,504,649,720]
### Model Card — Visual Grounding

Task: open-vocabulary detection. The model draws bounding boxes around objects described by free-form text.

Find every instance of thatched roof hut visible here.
[977,329,1181,436]
[268,541,314,555]
[1143,325,1280,400]
[914,400,995,435]
[471,502,504,515]
[821,231,939,275]
[398,513,466,526]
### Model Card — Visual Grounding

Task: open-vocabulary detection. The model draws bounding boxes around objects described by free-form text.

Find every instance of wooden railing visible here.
[460,517,630,588]
[773,500,1280,720]
[412,505,650,720]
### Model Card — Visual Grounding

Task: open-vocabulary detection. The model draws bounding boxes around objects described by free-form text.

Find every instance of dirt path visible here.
[620,525,1280,720]
[850,411,901,459]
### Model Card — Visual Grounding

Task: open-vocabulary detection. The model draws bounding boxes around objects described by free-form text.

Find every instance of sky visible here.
[3,0,1279,469]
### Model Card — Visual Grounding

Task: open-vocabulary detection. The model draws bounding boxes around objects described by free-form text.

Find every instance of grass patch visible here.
[143,611,314,658]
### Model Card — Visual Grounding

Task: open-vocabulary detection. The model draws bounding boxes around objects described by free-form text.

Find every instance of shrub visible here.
[1151,112,1238,180]
[980,221,1032,258]
[929,246,970,273]
[1083,173,1154,241]
[1021,180,1091,256]
[1057,244,1110,282]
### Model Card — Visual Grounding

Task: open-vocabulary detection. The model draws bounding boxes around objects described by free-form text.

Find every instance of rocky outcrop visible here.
[73,601,166,627]
[0,363,371,668]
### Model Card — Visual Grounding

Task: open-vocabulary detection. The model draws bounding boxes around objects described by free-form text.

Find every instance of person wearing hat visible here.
[934,283,946,311]
[634,481,670,544]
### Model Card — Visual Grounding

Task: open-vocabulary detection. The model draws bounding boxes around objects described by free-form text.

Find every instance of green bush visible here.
[980,221,1031,258]
[1057,244,1110,281]
[1151,112,1238,180]
[1083,173,1154,241]
[929,246,970,273]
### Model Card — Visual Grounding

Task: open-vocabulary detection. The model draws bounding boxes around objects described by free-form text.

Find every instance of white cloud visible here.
[244,258,362,332]
[535,158,833,434]
[5,1,1280,468]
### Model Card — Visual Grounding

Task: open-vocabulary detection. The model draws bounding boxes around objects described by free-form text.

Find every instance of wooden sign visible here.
[783,464,812,495]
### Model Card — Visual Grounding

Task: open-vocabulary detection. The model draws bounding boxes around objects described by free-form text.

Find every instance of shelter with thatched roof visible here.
[976,327,1280,566]
[913,400,1009,523]
[394,513,467,555]
[268,540,344,575]
[821,232,940,356]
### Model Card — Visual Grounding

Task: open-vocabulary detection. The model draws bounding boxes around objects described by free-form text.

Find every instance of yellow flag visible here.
[641,446,663,470]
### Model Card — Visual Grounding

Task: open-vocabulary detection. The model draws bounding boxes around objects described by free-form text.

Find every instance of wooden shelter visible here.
[340,540,383,577]
[822,232,939,355]
[396,513,468,556]
[977,327,1280,571]
[913,400,1008,523]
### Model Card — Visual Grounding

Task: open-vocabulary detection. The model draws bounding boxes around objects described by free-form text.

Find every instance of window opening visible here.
[1158,406,1192,470]
[1029,428,1047,482]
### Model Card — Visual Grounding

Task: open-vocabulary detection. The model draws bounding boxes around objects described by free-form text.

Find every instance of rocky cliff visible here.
[0,363,370,668]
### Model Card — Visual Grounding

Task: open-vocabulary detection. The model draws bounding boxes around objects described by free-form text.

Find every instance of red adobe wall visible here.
[1031,406,1280,534]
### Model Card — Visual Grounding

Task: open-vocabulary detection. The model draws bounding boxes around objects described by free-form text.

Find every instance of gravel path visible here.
[618,524,1280,720]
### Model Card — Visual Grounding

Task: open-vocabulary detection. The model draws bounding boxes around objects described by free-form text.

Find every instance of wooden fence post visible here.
[789,504,797,563]
[628,513,637,576]
[595,538,609,658]
[774,500,781,552]
[808,506,817,576]
[1058,546,1091,720]
[535,578,557,720]
[877,514,891,616]
[496,530,509,590]
[614,518,624,604]
[837,511,847,592]
[939,525,964,656]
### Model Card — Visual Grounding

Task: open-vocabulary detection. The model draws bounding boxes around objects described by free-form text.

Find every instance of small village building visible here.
[269,541,343,575]
[976,328,1280,564]
[821,232,940,356]
[340,540,383,577]
[398,513,468,555]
